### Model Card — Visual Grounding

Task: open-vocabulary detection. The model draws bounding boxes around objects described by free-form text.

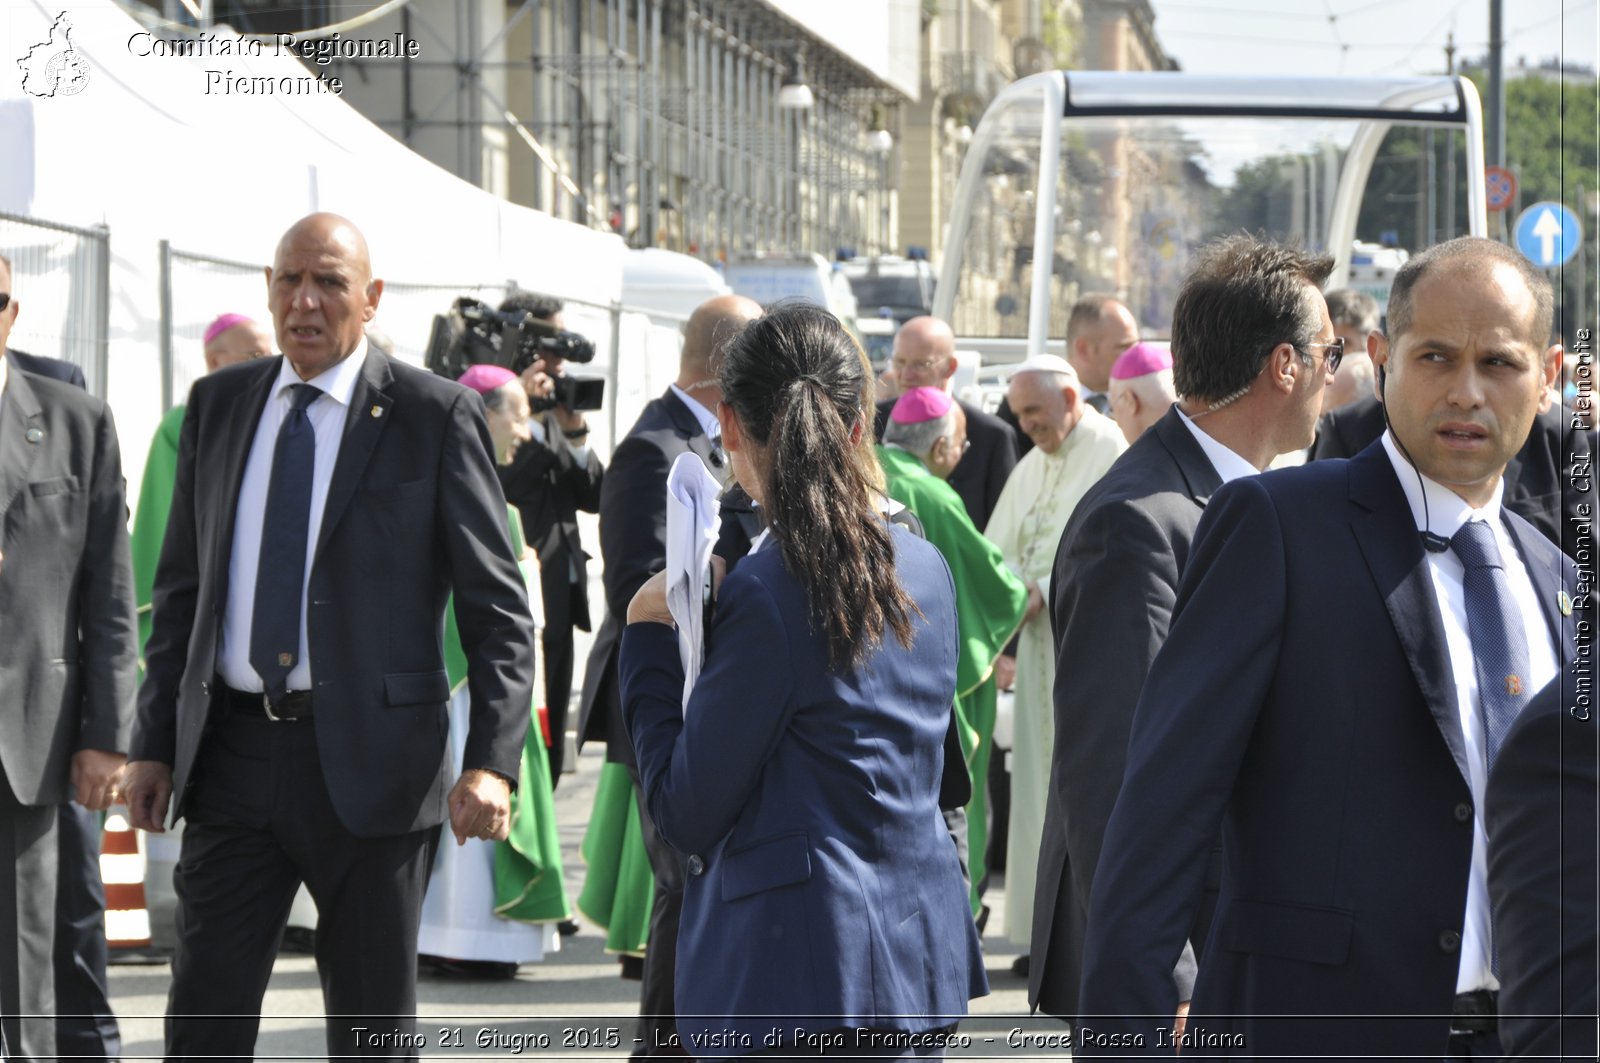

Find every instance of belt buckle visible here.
[263,693,283,722]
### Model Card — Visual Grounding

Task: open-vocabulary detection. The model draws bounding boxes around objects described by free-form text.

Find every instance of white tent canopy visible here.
[1,0,627,492]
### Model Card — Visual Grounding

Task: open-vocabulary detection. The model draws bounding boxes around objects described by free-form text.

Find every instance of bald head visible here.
[1067,295,1139,393]
[267,212,382,380]
[682,294,762,383]
[890,316,957,394]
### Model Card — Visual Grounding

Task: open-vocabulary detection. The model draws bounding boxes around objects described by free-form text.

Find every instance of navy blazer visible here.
[1078,442,1579,1058]
[1486,679,1598,1060]
[620,529,987,1051]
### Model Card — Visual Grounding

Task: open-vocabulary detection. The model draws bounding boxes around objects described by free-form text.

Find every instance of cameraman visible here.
[496,293,604,792]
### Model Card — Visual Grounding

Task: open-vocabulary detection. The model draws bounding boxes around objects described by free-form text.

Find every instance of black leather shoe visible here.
[1011,954,1030,978]
[419,955,519,981]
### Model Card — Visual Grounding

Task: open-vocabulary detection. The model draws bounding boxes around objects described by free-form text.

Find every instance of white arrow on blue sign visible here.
[1513,201,1582,269]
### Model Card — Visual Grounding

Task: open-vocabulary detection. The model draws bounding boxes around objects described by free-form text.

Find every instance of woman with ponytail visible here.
[620,303,986,1057]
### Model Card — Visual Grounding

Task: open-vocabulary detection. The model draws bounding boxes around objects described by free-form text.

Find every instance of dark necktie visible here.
[250,384,320,699]
[1450,519,1532,772]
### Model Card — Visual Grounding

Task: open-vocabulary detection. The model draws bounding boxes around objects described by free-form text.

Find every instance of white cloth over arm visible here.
[665,451,723,709]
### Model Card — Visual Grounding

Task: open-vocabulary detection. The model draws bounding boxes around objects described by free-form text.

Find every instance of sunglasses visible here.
[1296,337,1344,373]
[0,293,10,312]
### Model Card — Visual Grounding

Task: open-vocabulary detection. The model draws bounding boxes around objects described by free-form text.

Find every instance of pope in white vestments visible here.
[985,357,1126,950]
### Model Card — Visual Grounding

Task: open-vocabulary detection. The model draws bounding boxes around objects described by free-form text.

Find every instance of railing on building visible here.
[0,211,112,396]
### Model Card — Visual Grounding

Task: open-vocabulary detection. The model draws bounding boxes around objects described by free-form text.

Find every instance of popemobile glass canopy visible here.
[934,72,1486,353]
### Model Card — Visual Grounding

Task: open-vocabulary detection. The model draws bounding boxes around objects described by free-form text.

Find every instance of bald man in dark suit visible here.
[123,214,534,1059]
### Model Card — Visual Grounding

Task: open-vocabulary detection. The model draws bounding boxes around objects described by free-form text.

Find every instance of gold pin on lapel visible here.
[1505,674,1523,697]
[24,427,43,444]
[370,405,384,418]
[278,652,293,667]
[1558,591,1573,617]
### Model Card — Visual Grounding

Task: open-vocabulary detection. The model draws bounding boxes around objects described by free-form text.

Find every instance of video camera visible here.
[425,296,606,412]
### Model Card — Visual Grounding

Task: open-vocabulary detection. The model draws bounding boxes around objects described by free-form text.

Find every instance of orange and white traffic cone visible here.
[99,806,153,952]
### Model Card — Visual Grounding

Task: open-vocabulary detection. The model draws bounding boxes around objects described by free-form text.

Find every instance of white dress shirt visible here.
[1176,406,1259,484]
[1380,431,1559,993]
[217,341,370,693]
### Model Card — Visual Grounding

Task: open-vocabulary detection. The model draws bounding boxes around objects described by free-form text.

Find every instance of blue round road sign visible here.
[1514,201,1581,269]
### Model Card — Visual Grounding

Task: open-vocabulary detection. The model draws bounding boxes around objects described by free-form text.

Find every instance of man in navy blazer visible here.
[1078,237,1575,1058]
[1486,678,1598,1060]
[576,292,761,1054]
[122,214,535,1059]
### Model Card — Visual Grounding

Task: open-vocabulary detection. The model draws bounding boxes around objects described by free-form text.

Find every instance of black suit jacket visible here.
[1078,444,1579,1057]
[1487,679,1599,1061]
[1312,396,1582,552]
[1031,406,1216,1016]
[576,390,723,763]
[6,348,86,388]
[132,352,535,838]
[874,397,1019,530]
[0,368,136,804]
[499,410,604,631]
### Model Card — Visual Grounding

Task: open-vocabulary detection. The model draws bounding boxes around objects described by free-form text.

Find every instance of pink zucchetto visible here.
[890,386,954,424]
[458,364,518,395]
[202,313,257,346]
[1110,342,1173,381]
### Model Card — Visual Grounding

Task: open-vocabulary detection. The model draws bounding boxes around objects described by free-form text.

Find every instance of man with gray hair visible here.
[873,315,1019,529]
[986,356,1126,969]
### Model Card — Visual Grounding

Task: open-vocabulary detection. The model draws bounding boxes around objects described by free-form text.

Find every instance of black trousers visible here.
[0,773,56,1062]
[630,767,686,1058]
[165,712,438,1062]
[540,573,578,785]
[55,803,120,1060]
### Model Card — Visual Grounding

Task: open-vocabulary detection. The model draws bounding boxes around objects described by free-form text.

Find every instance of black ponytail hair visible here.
[717,303,916,670]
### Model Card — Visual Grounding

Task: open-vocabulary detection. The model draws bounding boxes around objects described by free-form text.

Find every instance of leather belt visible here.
[1450,989,1497,1035]
[218,683,314,722]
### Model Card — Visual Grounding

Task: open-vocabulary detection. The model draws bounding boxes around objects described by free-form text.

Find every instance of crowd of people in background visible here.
[0,217,1593,1062]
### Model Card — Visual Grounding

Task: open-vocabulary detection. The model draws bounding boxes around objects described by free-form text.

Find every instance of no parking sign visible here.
[1485,166,1516,213]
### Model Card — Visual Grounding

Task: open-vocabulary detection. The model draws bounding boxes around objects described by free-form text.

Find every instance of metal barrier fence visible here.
[0,211,111,395]
[4,212,693,457]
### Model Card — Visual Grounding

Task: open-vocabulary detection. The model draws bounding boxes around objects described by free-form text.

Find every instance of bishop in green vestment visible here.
[879,387,1027,915]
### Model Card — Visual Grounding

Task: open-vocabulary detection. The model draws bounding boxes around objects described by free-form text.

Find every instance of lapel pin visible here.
[1558,591,1573,617]
[24,427,43,444]
[370,405,384,418]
